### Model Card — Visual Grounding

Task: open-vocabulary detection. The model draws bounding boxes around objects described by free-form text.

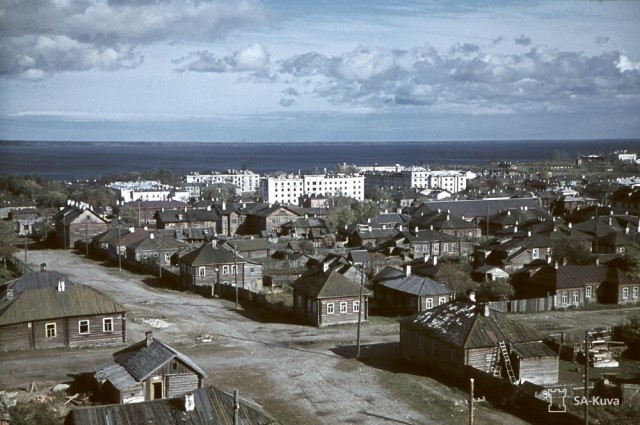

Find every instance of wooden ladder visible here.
[498,341,518,384]
[488,345,501,377]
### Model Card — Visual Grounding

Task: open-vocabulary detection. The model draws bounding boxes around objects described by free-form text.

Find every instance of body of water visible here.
[1,139,639,181]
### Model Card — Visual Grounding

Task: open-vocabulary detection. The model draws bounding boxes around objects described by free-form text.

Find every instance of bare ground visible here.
[0,249,535,424]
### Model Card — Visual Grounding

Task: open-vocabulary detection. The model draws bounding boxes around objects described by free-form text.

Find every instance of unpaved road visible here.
[0,249,531,424]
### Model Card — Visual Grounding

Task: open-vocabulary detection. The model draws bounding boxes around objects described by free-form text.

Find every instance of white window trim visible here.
[326,303,335,314]
[198,266,206,276]
[426,298,433,309]
[45,322,57,338]
[622,287,629,299]
[103,317,114,333]
[78,320,90,335]
[340,302,348,314]
[352,301,360,313]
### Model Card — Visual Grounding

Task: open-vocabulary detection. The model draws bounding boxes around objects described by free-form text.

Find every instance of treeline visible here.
[0,168,176,209]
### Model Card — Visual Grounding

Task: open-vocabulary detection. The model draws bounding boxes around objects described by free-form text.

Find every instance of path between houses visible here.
[0,248,531,425]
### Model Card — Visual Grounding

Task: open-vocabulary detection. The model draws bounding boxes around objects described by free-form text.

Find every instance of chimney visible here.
[206,205,211,211]
[483,304,490,317]
[404,264,412,277]
[382,224,386,230]
[222,201,226,210]
[562,257,568,265]
[468,291,476,302]
[57,278,65,292]
[150,233,155,239]
[129,227,134,233]
[161,207,165,212]
[145,331,154,346]
[414,226,419,233]
[40,263,47,272]
[595,257,600,266]
[184,393,195,412]
[554,261,559,269]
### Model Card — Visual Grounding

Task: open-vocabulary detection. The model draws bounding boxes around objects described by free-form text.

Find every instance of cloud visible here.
[279,98,295,107]
[173,43,270,73]
[0,0,268,78]
[514,35,532,46]
[275,43,640,115]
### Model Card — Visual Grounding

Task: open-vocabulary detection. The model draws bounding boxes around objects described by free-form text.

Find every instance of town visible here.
[1,149,640,425]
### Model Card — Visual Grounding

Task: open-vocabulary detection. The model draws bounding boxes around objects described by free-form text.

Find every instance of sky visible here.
[0,0,639,143]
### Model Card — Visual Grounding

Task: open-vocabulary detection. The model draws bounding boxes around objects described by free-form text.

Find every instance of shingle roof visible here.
[108,335,207,382]
[3,270,75,296]
[293,269,371,299]
[67,386,276,425]
[180,243,243,266]
[400,300,544,349]
[417,198,543,219]
[0,285,125,326]
[377,274,453,297]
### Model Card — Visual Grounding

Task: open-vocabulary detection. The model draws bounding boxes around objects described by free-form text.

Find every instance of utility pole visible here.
[356,262,365,359]
[117,217,122,272]
[85,215,89,257]
[157,235,162,280]
[584,330,590,425]
[234,239,239,310]
[469,378,475,425]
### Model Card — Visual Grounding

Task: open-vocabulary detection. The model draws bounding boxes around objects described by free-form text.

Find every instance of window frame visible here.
[622,287,629,299]
[45,322,57,338]
[326,303,335,315]
[352,300,360,313]
[340,302,348,314]
[425,298,433,309]
[198,266,206,277]
[103,317,114,333]
[78,320,90,335]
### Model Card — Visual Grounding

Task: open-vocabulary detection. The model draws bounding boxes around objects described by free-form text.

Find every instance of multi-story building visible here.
[428,171,467,193]
[362,166,466,195]
[107,181,184,203]
[183,170,260,193]
[260,173,365,204]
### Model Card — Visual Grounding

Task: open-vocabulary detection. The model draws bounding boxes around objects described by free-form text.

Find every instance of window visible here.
[45,323,56,338]
[561,292,568,304]
[353,301,360,313]
[443,243,449,252]
[223,265,230,274]
[573,291,579,303]
[164,253,171,262]
[425,298,433,309]
[432,244,439,254]
[633,287,639,299]
[198,267,205,276]
[340,302,348,313]
[532,248,539,259]
[103,318,114,332]
[586,286,592,298]
[327,303,335,314]
[622,287,629,299]
[78,320,90,335]
[438,297,447,306]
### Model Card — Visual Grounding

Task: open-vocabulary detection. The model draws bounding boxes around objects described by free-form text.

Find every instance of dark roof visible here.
[528,264,635,290]
[293,269,371,299]
[400,300,544,349]
[229,238,270,252]
[180,243,243,266]
[416,198,542,219]
[246,203,303,218]
[376,274,453,297]
[67,386,276,425]
[396,229,459,243]
[127,236,188,252]
[511,341,557,358]
[107,334,207,382]
[347,249,371,265]
[4,269,75,296]
[156,209,219,223]
[0,285,125,326]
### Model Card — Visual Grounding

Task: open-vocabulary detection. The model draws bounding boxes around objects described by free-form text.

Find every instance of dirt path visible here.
[0,249,530,425]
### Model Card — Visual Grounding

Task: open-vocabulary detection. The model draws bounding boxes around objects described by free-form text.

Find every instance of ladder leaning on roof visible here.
[498,341,518,385]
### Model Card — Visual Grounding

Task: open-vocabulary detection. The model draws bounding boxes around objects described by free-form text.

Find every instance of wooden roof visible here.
[400,300,544,349]
[67,386,276,425]
[293,269,371,299]
[180,242,244,266]
[0,285,125,326]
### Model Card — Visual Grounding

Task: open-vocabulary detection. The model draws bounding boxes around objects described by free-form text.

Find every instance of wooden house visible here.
[0,270,126,351]
[178,242,246,296]
[94,332,207,404]
[371,266,455,315]
[390,228,461,259]
[126,233,188,269]
[399,297,558,385]
[54,204,109,250]
[241,203,303,236]
[65,386,276,425]
[154,207,218,230]
[292,266,371,327]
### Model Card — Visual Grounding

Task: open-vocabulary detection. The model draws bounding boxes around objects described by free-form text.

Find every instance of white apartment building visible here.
[183,170,260,193]
[260,173,365,204]
[107,181,183,203]
[428,171,467,193]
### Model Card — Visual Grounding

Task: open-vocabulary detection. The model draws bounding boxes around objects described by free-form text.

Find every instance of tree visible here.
[551,239,592,265]
[435,260,478,296]
[351,200,379,224]
[325,206,356,233]
[475,278,515,302]
[299,239,316,255]
[622,242,640,281]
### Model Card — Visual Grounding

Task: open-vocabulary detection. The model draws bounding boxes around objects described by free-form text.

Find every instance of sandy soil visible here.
[0,249,533,424]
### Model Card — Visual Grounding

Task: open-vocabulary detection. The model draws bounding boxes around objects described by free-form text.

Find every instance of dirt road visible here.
[0,249,530,424]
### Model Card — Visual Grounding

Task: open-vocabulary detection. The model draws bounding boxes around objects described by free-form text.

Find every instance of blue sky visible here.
[0,0,639,142]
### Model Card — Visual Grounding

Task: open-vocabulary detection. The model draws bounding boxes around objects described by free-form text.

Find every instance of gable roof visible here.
[527,264,634,290]
[0,285,125,326]
[106,334,207,382]
[415,198,543,219]
[400,300,544,349]
[179,243,243,266]
[293,269,371,299]
[3,269,75,296]
[67,386,276,425]
[376,274,453,297]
